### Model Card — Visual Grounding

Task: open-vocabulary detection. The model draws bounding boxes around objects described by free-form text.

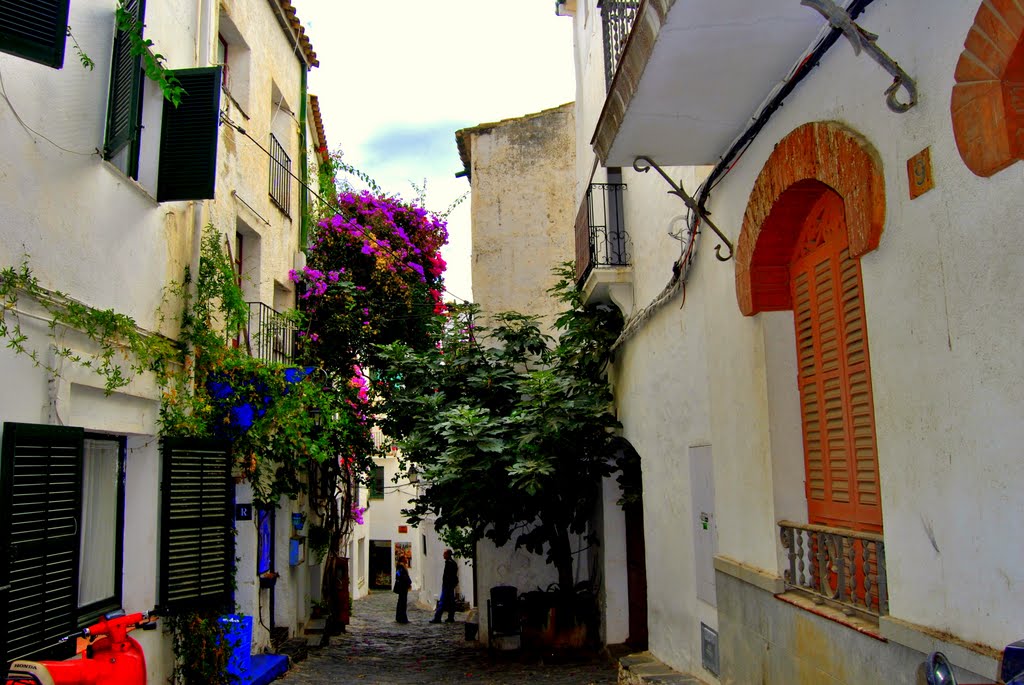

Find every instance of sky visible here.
[300,1,577,304]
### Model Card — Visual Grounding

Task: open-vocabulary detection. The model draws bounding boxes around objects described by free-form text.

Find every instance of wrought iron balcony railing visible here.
[575,182,630,285]
[599,0,640,89]
[269,133,291,215]
[237,301,295,365]
[779,520,888,620]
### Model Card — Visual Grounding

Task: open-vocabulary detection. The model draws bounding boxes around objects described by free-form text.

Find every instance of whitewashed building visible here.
[0,0,323,681]
[560,0,1024,683]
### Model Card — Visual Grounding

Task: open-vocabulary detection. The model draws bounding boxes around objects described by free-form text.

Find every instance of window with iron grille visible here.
[158,437,234,613]
[269,133,292,215]
[0,0,70,68]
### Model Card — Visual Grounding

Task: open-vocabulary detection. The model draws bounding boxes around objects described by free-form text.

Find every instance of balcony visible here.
[592,0,828,167]
[575,182,633,314]
[235,301,296,365]
[598,0,640,90]
[779,520,888,622]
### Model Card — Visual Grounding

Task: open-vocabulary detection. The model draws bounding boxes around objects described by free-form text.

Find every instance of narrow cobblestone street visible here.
[280,591,619,685]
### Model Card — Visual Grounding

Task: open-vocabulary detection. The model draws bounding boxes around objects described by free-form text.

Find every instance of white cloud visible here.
[300,0,576,302]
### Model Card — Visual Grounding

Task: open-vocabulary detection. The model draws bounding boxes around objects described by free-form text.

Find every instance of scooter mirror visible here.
[926,652,958,685]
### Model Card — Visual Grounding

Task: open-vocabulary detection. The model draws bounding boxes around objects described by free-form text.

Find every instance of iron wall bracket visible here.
[802,0,917,113]
[632,156,734,261]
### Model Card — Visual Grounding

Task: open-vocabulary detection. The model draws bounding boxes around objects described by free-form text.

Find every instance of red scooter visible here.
[5,610,158,685]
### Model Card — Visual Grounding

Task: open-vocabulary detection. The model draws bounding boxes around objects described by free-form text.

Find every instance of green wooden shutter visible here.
[0,422,84,663]
[103,0,145,165]
[159,437,234,612]
[156,67,223,202]
[0,0,70,69]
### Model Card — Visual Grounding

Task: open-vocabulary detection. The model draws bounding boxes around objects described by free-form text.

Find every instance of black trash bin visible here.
[487,585,520,647]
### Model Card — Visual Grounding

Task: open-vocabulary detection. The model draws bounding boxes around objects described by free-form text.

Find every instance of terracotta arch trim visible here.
[735,121,885,316]
[951,0,1024,176]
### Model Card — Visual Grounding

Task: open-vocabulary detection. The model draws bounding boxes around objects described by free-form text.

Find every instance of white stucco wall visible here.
[692,0,1024,655]
[569,0,1024,678]
[0,0,317,679]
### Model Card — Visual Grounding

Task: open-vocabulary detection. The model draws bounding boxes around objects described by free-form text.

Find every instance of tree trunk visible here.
[549,523,577,630]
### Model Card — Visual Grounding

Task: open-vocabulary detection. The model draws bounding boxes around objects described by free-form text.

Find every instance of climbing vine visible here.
[114,1,186,106]
[0,259,175,394]
[166,612,237,685]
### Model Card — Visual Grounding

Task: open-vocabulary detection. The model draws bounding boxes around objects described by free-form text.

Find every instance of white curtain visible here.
[78,438,120,607]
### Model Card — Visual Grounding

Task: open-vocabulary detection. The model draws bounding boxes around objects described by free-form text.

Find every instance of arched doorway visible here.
[735,121,886,533]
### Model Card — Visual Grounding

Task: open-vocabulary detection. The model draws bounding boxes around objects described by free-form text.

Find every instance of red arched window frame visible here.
[736,122,886,533]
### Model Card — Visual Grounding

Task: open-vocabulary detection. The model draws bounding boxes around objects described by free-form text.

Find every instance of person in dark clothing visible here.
[393,562,412,623]
[429,549,459,623]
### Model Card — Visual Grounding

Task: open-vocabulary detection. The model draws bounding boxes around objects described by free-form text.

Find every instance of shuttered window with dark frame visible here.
[0,0,70,69]
[103,0,145,178]
[156,66,223,202]
[159,437,234,613]
[0,423,84,664]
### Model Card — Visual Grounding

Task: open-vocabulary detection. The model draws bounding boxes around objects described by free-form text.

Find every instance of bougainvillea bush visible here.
[291,191,449,374]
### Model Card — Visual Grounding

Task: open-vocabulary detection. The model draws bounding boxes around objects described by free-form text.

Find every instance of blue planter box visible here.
[219,614,253,683]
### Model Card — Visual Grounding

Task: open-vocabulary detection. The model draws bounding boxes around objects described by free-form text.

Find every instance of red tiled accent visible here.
[735,122,885,316]
[952,1,1024,175]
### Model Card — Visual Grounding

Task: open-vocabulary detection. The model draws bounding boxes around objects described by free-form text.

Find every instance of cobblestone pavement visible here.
[280,590,619,685]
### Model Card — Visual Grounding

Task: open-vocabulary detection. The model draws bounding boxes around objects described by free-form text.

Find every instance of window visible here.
[790,189,881,532]
[156,67,223,202]
[103,0,145,178]
[103,1,222,199]
[369,465,385,500]
[0,0,70,68]
[217,11,251,108]
[269,133,292,214]
[257,507,274,577]
[158,437,234,612]
[77,435,126,626]
[0,423,83,662]
[0,425,125,661]
[217,34,229,88]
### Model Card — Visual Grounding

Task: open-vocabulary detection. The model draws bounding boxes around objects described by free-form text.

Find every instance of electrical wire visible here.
[219,112,471,305]
[0,66,101,157]
[612,0,876,352]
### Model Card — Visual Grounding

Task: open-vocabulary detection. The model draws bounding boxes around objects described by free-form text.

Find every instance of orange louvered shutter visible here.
[790,191,882,533]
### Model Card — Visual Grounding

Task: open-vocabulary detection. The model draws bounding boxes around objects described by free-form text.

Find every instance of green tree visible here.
[374,264,625,608]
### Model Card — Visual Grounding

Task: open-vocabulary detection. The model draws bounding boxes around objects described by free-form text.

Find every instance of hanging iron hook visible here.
[633,156,734,261]
[801,0,917,113]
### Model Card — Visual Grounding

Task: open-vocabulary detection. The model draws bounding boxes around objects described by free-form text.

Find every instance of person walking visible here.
[393,562,412,624]
[429,549,459,624]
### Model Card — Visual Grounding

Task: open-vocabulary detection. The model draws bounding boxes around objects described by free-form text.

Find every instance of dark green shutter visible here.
[156,67,222,202]
[159,437,234,612]
[0,422,84,663]
[103,0,145,166]
[0,0,70,69]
